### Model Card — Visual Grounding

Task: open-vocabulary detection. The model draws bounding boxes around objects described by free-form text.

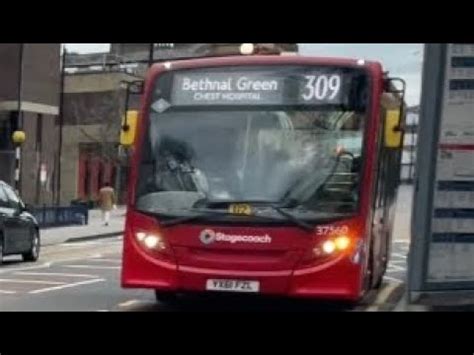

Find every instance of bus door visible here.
[370,106,392,286]
[371,104,405,287]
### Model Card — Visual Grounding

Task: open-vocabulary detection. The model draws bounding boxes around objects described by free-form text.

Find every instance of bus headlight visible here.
[316,236,352,256]
[135,232,166,251]
[334,236,351,251]
[144,235,161,249]
[136,232,146,242]
[322,240,336,254]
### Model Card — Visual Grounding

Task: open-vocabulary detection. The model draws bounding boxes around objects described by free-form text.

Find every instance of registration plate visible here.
[206,279,260,293]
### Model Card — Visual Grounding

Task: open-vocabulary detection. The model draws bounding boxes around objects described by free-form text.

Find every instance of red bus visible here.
[120,49,406,304]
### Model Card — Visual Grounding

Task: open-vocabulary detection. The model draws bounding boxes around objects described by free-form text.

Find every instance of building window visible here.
[0,112,19,150]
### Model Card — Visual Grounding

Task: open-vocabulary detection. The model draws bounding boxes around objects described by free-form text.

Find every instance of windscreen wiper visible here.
[268,205,314,232]
[145,208,234,227]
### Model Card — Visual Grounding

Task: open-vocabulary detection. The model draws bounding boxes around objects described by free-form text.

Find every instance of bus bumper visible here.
[121,243,364,302]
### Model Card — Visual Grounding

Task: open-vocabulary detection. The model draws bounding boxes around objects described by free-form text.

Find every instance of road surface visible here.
[0,235,406,312]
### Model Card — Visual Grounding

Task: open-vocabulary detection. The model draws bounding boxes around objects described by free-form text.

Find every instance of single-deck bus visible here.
[120,49,406,304]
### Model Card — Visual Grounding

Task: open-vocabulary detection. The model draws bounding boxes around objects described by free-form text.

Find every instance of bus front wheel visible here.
[368,244,385,290]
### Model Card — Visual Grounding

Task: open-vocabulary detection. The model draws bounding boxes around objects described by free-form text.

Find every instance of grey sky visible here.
[299,44,423,106]
[65,43,423,105]
[65,43,110,53]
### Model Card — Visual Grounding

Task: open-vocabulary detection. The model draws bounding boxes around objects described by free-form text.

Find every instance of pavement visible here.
[390,186,430,311]
[40,207,126,246]
[392,185,413,243]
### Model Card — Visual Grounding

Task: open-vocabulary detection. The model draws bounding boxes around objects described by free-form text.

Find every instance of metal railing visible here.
[400,125,418,184]
[31,205,89,228]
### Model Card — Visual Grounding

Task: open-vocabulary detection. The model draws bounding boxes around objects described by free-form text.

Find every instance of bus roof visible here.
[149,55,384,72]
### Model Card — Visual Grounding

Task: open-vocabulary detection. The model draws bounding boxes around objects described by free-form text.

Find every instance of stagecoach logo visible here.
[199,229,217,245]
[199,229,272,245]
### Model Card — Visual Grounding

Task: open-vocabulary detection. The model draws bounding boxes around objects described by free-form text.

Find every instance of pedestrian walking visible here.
[98,182,116,226]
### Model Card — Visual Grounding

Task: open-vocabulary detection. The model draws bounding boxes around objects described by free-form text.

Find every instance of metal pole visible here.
[148,43,154,67]
[15,43,24,194]
[120,81,131,132]
[56,46,67,206]
[14,145,21,194]
[124,83,130,123]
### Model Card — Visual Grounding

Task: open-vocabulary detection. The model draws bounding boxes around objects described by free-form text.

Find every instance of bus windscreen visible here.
[136,65,369,224]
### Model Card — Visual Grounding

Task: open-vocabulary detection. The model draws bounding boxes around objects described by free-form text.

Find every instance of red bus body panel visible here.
[121,55,384,302]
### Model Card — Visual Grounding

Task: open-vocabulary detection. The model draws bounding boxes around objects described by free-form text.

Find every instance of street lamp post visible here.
[120,80,144,132]
[56,46,67,206]
[148,43,154,67]
[15,43,24,194]
[12,130,25,194]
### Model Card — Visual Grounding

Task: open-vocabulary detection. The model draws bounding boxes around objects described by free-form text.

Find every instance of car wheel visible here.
[22,230,40,262]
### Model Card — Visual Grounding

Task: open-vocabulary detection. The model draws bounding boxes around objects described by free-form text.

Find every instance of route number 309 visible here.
[316,225,349,236]
[302,75,342,101]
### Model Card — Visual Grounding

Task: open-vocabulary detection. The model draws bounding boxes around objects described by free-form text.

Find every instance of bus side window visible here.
[376,106,399,210]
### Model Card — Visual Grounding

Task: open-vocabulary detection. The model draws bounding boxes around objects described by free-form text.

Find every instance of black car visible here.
[0,181,40,265]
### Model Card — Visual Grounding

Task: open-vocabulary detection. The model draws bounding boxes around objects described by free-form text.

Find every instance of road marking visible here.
[0,290,16,294]
[0,263,51,274]
[60,241,103,246]
[14,272,99,278]
[87,258,121,263]
[40,249,121,265]
[366,283,400,311]
[390,259,407,264]
[96,309,110,312]
[383,275,404,283]
[388,263,407,269]
[29,278,106,294]
[387,264,405,271]
[64,265,121,270]
[392,253,407,259]
[118,299,142,308]
[44,253,120,265]
[0,278,65,285]
[56,240,122,248]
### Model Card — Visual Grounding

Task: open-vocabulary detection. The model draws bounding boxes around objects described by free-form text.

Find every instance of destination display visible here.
[169,69,353,107]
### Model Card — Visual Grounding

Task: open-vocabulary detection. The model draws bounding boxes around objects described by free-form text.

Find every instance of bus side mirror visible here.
[384,110,403,149]
[120,110,139,147]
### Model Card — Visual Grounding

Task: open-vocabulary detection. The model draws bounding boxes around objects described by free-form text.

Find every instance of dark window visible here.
[84,160,90,198]
[0,112,19,150]
[3,184,21,210]
[97,162,103,192]
[36,113,43,151]
[63,91,122,126]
